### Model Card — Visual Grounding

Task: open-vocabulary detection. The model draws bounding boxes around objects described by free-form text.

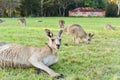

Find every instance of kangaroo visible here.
[0,29,63,79]
[64,24,94,44]
[0,42,7,46]
[104,24,115,30]
[18,18,26,26]
[59,20,65,29]
[0,19,5,23]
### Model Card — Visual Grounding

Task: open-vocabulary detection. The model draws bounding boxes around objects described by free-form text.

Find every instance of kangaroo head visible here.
[59,20,65,28]
[86,33,94,44]
[45,29,63,50]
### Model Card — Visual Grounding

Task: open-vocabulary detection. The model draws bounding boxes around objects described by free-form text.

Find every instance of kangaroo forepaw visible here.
[35,68,42,74]
[55,74,64,79]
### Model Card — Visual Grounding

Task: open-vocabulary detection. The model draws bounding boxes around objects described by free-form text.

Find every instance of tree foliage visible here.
[1,0,20,17]
[106,2,118,17]
[0,0,117,17]
[20,0,40,17]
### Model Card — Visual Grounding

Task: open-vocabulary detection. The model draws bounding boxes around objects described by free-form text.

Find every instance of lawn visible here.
[0,17,120,80]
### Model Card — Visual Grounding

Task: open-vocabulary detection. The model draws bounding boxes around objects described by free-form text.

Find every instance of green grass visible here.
[0,17,120,80]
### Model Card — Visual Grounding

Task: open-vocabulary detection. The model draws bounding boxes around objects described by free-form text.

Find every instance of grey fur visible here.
[0,42,8,46]
[64,24,94,44]
[0,44,34,68]
[0,29,63,78]
[104,24,115,30]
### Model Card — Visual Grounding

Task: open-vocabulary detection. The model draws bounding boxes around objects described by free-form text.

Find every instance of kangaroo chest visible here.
[42,54,58,66]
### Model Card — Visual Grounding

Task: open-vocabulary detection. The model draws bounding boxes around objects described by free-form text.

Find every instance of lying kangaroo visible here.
[0,29,63,79]
[59,20,65,28]
[18,18,26,26]
[104,24,115,30]
[64,24,94,44]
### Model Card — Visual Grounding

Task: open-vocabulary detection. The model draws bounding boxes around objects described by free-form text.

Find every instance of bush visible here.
[105,2,118,17]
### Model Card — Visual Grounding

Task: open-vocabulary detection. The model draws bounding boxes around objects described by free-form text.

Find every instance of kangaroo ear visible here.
[58,30,63,37]
[88,33,91,36]
[91,33,94,37]
[45,29,53,38]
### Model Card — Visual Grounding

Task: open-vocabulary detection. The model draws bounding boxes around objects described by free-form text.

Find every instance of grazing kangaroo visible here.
[0,19,5,23]
[104,24,115,30]
[0,29,63,79]
[59,20,65,29]
[18,18,26,26]
[64,24,94,44]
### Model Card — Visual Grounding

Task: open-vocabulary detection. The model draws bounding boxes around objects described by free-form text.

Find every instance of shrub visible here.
[105,2,118,17]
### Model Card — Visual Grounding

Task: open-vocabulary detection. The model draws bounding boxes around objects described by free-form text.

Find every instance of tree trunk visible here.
[41,0,44,16]
[117,2,120,15]
[9,0,12,17]
[9,8,12,17]
[0,8,4,16]
[58,7,62,16]
[62,7,66,16]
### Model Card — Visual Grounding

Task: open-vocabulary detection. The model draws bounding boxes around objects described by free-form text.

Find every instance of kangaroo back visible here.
[64,24,94,44]
[0,42,8,46]
[104,24,115,30]
[0,44,34,68]
[64,24,87,38]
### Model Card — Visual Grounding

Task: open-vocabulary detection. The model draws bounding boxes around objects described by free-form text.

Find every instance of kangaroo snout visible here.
[56,44,60,49]
[87,38,91,42]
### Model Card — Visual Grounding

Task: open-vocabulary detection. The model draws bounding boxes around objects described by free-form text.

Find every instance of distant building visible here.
[69,7,106,17]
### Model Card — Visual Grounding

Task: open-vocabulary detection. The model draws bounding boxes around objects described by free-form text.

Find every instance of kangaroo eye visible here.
[59,39,61,42]
[51,39,55,41]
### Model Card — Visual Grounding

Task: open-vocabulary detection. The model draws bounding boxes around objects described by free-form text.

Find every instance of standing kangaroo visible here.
[59,20,65,29]
[0,29,63,79]
[104,24,115,30]
[64,24,94,44]
[18,18,26,26]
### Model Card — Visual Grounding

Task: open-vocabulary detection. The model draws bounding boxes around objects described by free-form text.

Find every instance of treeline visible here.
[0,0,119,17]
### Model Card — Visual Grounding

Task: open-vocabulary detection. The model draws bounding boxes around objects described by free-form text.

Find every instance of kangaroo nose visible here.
[56,44,60,49]
[88,39,91,41]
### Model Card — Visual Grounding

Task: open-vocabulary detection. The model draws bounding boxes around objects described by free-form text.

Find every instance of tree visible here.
[2,0,20,17]
[97,0,105,9]
[41,0,44,16]
[57,0,74,16]
[20,0,40,17]
[108,0,120,16]
[82,0,105,9]
[117,1,120,15]
[106,2,118,17]
[0,0,5,16]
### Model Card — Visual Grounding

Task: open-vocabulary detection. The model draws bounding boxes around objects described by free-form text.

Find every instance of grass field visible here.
[0,17,120,80]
